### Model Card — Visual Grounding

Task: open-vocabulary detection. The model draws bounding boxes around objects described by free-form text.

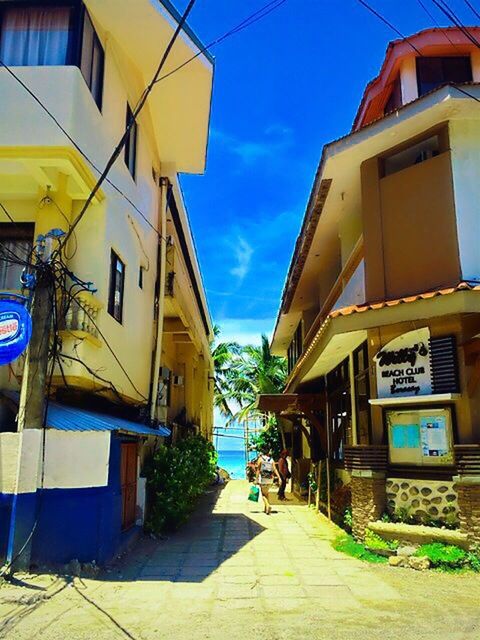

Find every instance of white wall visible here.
[0,430,110,494]
[450,119,480,282]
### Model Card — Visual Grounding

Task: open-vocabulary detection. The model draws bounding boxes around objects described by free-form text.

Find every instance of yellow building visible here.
[0,0,214,566]
[264,27,480,547]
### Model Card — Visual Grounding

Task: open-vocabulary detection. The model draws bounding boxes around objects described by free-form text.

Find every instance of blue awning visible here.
[46,402,170,437]
[2,391,170,437]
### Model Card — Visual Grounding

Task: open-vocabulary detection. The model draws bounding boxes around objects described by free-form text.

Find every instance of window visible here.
[383,134,440,177]
[108,250,125,323]
[138,266,144,289]
[0,4,105,108]
[417,56,472,96]
[125,104,138,179]
[353,342,371,445]
[0,6,73,66]
[80,10,104,109]
[0,223,34,290]
[327,358,352,462]
[384,75,402,114]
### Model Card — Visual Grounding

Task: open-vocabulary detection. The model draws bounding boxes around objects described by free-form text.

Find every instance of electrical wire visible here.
[355,0,422,54]
[56,0,198,254]
[464,0,480,20]
[0,0,290,249]
[356,0,480,104]
[416,0,463,50]
[430,0,480,49]
[154,0,289,85]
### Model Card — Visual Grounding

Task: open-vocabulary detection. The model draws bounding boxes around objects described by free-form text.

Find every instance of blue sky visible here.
[176,0,477,345]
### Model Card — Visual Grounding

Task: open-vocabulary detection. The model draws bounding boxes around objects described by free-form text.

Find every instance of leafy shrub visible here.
[393,506,415,525]
[343,507,353,532]
[144,435,217,533]
[333,534,387,564]
[415,543,467,569]
[466,551,480,573]
[365,529,399,551]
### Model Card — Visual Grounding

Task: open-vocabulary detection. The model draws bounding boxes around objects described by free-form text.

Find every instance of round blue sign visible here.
[0,300,32,366]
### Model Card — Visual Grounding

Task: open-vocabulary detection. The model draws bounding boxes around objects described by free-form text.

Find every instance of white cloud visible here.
[216,317,274,346]
[211,125,294,166]
[230,237,253,282]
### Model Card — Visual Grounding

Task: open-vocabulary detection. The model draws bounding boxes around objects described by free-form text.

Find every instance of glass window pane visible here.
[80,12,94,86]
[0,7,71,66]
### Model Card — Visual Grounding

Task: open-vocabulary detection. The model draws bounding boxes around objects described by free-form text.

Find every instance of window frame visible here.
[353,341,372,445]
[0,2,104,108]
[79,5,104,110]
[327,357,352,463]
[416,55,473,97]
[124,103,138,180]
[0,222,34,290]
[108,249,125,324]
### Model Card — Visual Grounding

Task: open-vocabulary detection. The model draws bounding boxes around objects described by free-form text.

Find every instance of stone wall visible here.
[386,477,458,524]
[351,474,386,540]
[456,482,480,545]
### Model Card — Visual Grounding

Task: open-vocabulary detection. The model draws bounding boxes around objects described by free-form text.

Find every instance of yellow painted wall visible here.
[0,17,214,436]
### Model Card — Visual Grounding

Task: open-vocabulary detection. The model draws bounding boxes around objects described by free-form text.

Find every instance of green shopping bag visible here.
[248,484,260,502]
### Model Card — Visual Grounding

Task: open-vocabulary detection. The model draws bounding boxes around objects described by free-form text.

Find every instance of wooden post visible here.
[8,272,52,572]
[315,462,321,512]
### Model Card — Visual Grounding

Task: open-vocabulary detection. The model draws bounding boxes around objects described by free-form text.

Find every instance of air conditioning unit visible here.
[172,375,184,387]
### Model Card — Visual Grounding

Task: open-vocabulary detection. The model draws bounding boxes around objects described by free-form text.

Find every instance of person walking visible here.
[277,449,290,501]
[256,449,281,515]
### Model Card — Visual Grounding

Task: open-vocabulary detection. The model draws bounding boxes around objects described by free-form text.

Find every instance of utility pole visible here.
[7,260,53,572]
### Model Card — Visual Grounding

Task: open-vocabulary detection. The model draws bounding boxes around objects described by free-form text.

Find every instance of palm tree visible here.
[211,325,241,421]
[227,334,287,426]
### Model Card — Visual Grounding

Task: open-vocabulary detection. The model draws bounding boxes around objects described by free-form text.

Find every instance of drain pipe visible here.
[150,177,169,423]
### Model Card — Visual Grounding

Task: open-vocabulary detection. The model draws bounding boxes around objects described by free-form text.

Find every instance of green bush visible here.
[365,529,399,551]
[343,507,353,532]
[333,534,388,564]
[144,435,217,533]
[415,543,467,569]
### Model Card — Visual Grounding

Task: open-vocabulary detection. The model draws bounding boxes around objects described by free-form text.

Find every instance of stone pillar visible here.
[456,481,480,545]
[350,472,387,541]
[454,445,480,547]
[345,445,388,541]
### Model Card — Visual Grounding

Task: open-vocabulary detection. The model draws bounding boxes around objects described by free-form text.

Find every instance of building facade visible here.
[268,27,480,545]
[0,0,214,567]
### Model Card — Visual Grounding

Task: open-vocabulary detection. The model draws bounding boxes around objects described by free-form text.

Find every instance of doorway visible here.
[120,442,138,531]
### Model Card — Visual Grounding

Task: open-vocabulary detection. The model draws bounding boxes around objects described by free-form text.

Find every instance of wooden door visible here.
[121,442,138,531]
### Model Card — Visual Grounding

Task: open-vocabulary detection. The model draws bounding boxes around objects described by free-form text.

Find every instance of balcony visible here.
[59,291,103,348]
[0,66,106,202]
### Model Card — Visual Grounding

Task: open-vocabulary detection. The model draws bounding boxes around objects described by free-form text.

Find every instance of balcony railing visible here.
[287,236,365,379]
[59,291,102,346]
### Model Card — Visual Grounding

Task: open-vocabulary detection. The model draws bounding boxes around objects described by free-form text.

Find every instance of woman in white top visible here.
[256,449,282,515]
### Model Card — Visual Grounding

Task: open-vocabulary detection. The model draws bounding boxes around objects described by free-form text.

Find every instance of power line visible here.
[154,0,289,85]
[57,0,198,253]
[356,0,480,104]
[0,0,290,249]
[430,0,480,49]
[0,61,151,230]
[355,0,422,54]
[464,0,480,20]
[416,0,463,50]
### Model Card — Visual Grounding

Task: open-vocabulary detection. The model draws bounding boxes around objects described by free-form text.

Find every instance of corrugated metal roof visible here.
[46,402,170,437]
[2,391,170,437]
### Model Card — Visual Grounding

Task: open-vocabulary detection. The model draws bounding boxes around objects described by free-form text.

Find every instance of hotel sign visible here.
[374,328,432,398]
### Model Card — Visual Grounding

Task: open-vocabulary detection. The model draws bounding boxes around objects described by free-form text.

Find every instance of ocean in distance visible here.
[217,450,247,480]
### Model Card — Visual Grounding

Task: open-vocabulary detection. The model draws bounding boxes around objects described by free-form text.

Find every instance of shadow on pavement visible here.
[100,485,267,584]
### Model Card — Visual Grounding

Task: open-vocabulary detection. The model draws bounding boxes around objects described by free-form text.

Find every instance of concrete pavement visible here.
[1,480,480,639]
